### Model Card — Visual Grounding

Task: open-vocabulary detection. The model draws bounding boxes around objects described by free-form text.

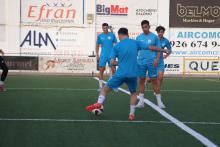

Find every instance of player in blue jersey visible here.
[86,28,140,121]
[156,26,172,91]
[96,23,117,90]
[136,20,168,109]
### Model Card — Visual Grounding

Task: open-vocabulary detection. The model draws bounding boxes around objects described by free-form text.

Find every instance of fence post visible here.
[218,56,220,80]
[182,57,185,78]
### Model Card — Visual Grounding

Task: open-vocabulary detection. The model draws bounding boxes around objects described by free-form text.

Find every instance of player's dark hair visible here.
[156,26,165,32]
[118,28,128,36]
[141,20,150,26]
[102,23,109,27]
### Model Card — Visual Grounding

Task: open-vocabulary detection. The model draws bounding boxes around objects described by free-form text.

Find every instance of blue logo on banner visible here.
[20,30,56,50]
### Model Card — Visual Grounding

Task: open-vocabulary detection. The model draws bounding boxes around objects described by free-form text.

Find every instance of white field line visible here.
[0,118,220,125]
[205,79,220,83]
[6,88,97,91]
[5,88,220,93]
[94,77,218,147]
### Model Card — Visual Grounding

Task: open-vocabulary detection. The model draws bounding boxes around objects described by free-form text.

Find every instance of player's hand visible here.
[163,49,169,54]
[164,52,171,59]
[153,59,159,68]
[112,61,118,66]
[96,55,100,61]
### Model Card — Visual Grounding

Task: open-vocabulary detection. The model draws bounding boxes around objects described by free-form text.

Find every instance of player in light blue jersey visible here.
[156,26,172,92]
[86,28,140,121]
[96,23,117,90]
[136,20,168,109]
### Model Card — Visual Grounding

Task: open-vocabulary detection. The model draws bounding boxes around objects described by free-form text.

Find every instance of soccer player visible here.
[136,20,167,109]
[156,26,172,90]
[96,23,117,90]
[86,28,140,121]
[0,49,8,92]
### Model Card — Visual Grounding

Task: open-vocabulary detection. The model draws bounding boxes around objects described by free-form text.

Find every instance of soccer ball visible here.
[92,105,104,116]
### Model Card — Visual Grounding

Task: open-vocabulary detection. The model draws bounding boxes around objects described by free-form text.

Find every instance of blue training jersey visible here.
[159,37,172,62]
[110,38,139,77]
[97,32,117,58]
[136,32,161,64]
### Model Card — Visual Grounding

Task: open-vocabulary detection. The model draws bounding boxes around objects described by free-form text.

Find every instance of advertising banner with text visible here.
[183,57,220,74]
[170,0,220,28]
[39,56,96,73]
[21,0,84,26]
[170,28,220,57]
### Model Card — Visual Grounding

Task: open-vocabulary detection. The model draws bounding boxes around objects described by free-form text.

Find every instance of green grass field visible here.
[0,75,220,147]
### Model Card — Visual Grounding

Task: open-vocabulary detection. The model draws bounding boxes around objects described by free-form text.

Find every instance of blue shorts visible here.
[157,60,165,72]
[106,76,137,93]
[99,56,112,68]
[138,61,158,78]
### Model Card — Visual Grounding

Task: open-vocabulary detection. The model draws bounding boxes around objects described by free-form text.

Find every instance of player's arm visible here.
[136,39,141,51]
[110,46,118,66]
[164,50,171,59]
[153,52,160,68]
[113,34,117,45]
[96,44,100,60]
[149,46,169,53]
[153,37,162,67]
[164,41,172,59]
[96,36,101,60]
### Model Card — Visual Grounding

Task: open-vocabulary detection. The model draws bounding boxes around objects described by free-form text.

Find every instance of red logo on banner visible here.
[96,4,128,16]
[27,4,76,21]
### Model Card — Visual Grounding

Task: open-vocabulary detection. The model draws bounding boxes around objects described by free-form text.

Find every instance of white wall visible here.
[0,0,20,55]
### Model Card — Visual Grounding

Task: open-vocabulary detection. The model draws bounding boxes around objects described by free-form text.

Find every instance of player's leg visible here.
[97,86,112,105]
[138,77,146,102]
[0,57,8,92]
[136,64,147,108]
[108,58,116,77]
[85,86,112,112]
[151,78,165,108]
[149,65,165,108]
[99,67,105,89]
[107,59,118,92]
[86,75,123,112]
[157,61,165,89]
[145,76,151,85]
[129,92,137,120]
[125,78,138,121]
[158,70,164,89]
[111,64,118,93]
[110,66,116,76]
[98,57,107,90]
[97,75,123,104]
[152,61,165,95]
